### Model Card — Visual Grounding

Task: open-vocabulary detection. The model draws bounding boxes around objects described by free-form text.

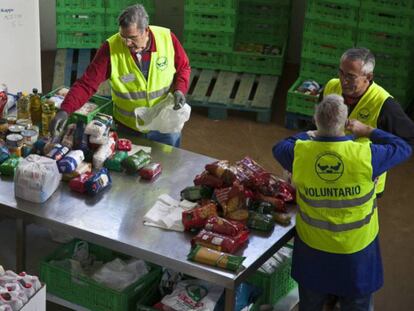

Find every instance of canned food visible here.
[7,116,17,125]
[16,118,32,129]
[8,146,22,157]
[8,125,25,134]
[21,129,38,146]
[6,134,24,148]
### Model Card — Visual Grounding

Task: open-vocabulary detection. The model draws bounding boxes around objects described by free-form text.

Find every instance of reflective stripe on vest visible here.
[108,25,176,131]
[323,78,391,194]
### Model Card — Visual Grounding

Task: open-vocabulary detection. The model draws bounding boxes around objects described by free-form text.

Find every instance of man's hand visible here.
[346,119,374,138]
[49,110,68,137]
[173,90,186,110]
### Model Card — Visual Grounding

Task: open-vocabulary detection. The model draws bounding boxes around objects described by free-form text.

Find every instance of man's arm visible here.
[378,97,414,150]
[272,132,309,172]
[171,32,191,94]
[60,42,111,114]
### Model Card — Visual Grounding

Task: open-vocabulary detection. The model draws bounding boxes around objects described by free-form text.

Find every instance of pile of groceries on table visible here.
[0,86,161,203]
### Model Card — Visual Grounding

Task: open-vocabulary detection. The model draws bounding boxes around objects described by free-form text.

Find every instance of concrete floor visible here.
[0,51,412,310]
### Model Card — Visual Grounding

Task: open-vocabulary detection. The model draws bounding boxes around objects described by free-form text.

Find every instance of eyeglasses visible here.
[338,68,366,82]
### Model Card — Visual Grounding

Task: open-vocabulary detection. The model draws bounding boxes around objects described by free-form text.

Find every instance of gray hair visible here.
[340,47,375,75]
[118,4,149,32]
[315,94,348,136]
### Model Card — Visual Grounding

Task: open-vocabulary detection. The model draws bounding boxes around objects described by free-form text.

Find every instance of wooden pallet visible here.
[285,111,315,130]
[187,68,279,123]
[52,48,111,96]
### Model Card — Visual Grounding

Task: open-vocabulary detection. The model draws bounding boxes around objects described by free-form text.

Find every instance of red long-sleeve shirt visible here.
[61,29,191,114]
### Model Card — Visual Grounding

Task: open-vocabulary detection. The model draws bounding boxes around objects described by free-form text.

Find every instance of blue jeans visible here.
[298,286,373,311]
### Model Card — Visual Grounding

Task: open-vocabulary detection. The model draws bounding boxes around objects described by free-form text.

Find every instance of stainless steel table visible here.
[0,137,295,310]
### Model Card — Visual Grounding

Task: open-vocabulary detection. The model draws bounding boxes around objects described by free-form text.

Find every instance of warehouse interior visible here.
[0,0,413,310]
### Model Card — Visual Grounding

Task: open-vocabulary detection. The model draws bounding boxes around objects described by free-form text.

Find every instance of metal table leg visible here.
[16,219,26,272]
[224,288,235,311]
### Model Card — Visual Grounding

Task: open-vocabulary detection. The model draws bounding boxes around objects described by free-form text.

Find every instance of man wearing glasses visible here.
[50,4,190,147]
[323,47,414,195]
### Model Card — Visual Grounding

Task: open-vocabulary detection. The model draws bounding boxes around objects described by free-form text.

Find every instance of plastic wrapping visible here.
[62,161,92,181]
[0,146,10,164]
[61,123,76,149]
[69,172,94,193]
[205,216,247,236]
[84,167,112,195]
[104,151,128,172]
[58,150,85,174]
[193,171,224,188]
[116,138,132,151]
[122,150,151,173]
[46,144,69,161]
[191,229,249,254]
[180,185,213,202]
[0,155,21,176]
[247,211,275,232]
[139,162,162,180]
[93,136,116,169]
[14,154,62,203]
[182,202,218,231]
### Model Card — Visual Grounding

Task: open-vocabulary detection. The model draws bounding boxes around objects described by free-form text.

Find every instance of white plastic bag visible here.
[14,154,62,203]
[134,93,191,133]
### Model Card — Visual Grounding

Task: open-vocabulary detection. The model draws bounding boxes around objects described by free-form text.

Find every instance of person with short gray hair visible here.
[50,3,191,147]
[273,94,412,311]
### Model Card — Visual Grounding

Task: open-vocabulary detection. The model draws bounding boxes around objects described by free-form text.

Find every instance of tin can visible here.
[16,118,32,129]
[7,116,17,125]
[8,125,25,134]
[21,129,38,146]
[6,134,24,148]
[8,146,22,157]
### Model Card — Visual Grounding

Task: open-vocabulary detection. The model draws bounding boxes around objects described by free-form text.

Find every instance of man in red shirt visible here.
[50,4,191,147]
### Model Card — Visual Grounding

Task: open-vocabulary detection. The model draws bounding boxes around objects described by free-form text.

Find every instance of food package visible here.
[0,146,10,164]
[139,162,162,180]
[116,138,132,151]
[93,136,116,169]
[14,154,61,203]
[46,144,69,161]
[84,120,108,137]
[62,161,92,181]
[180,185,213,202]
[122,150,151,173]
[187,245,246,272]
[84,167,112,195]
[193,170,224,188]
[249,200,275,214]
[213,182,246,215]
[191,229,249,254]
[94,113,113,128]
[254,192,286,212]
[104,151,128,172]
[182,202,218,231]
[247,211,275,232]
[205,216,246,236]
[0,155,22,176]
[74,121,89,153]
[226,209,249,222]
[68,172,94,193]
[272,212,292,226]
[61,123,76,149]
[21,145,33,158]
[58,150,85,174]
[205,160,237,186]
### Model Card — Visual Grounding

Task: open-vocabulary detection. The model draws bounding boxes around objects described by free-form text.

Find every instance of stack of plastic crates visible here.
[287,0,359,117]
[357,0,414,109]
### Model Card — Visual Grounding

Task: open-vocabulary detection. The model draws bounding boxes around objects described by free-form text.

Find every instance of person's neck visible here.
[316,130,345,137]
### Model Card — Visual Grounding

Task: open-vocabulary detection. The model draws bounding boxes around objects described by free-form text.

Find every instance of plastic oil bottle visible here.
[30,88,42,128]
[17,92,31,120]
[41,96,56,137]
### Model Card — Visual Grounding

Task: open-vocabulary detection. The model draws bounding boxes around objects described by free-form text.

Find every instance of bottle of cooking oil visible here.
[17,92,31,120]
[41,96,56,137]
[30,88,42,128]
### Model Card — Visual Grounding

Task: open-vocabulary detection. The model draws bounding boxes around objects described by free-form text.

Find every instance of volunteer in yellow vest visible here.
[273,94,411,311]
[322,48,414,195]
[50,4,191,147]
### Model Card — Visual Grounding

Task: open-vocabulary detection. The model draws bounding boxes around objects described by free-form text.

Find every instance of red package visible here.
[69,172,94,193]
[213,182,246,215]
[182,202,218,231]
[194,171,224,188]
[191,229,249,254]
[205,216,246,236]
[254,192,286,212]
[139,162,162,180]
[205,160,237,186]
[117,138,132,151]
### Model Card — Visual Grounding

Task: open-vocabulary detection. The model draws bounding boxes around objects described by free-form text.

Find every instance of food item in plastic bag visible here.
[14,155,62,203]
[61,123,76,149]
[62,161,92,181]
[188,245,245,272]
[205,216,246,236]
[191,229,249,254]
[247,211,275,232]
[139,162,162,180]
[0,155,21,176]
[249,200,274,214]
[85,167,112,195]
[161,279,223,311]
[214,182,246,215]
[21,145,33,158]
[84,119,108,137]
[46,144,69,161]
[182,202,218,231]
[180,185,213,202]
[193,170,224,188]
[205,160,237,186]
[0,146,10,164]
[69,172,94,193]
[272,212,292,226]
[254,192,286,212]
[122,150,151,173]
[93,136,116,169]
[58,150,84,174]
[94,113,113,127]
[104,150,128,172]
[116,138,132,151]
[74,121,89,151]
[226,209,249,222]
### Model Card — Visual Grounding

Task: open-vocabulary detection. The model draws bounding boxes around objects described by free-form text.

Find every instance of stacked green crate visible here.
[56,0,106,48]
[184,0,238,71]
[357,0,414,109]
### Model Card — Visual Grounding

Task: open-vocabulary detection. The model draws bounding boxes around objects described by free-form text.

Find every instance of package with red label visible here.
[254,192,286,212]
[193,170,224,188]
[205,216,246,236]
[213,182,246,216]
[205,160,237,186]
[69,172,94,193]
[139,162,162,180]
[182,202,218,231]
[116,138,132,151]
[191,229,249,254]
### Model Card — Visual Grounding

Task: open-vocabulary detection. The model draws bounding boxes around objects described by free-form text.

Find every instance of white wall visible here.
[39,0,305,64]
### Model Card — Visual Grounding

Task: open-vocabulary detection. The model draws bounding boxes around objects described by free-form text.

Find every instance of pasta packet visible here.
[187,245,245,272]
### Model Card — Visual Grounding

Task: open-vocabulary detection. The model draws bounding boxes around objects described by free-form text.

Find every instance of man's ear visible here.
[366,72,374,82]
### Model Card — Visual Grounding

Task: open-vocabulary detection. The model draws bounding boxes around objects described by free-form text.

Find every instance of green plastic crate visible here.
[286,77,321,116]
[237,16,289,41]
[361,0,414,16]
[239,0,290,19]
[305,0,359,27]
[40,240,162,311]
[374,53,413,78]
[105,0,155,13]
[301,38,350,66]
[184,0,238,11]
[248,245,297,310]
[184,30,234,52]
[358,9,414,36]
[299,57,337,85]
[184,10,237,32]
[56,12,106,32]
[56,0,106,13]
[104,11,155,34]
[57,31,106,48]
[187,49,233,71]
